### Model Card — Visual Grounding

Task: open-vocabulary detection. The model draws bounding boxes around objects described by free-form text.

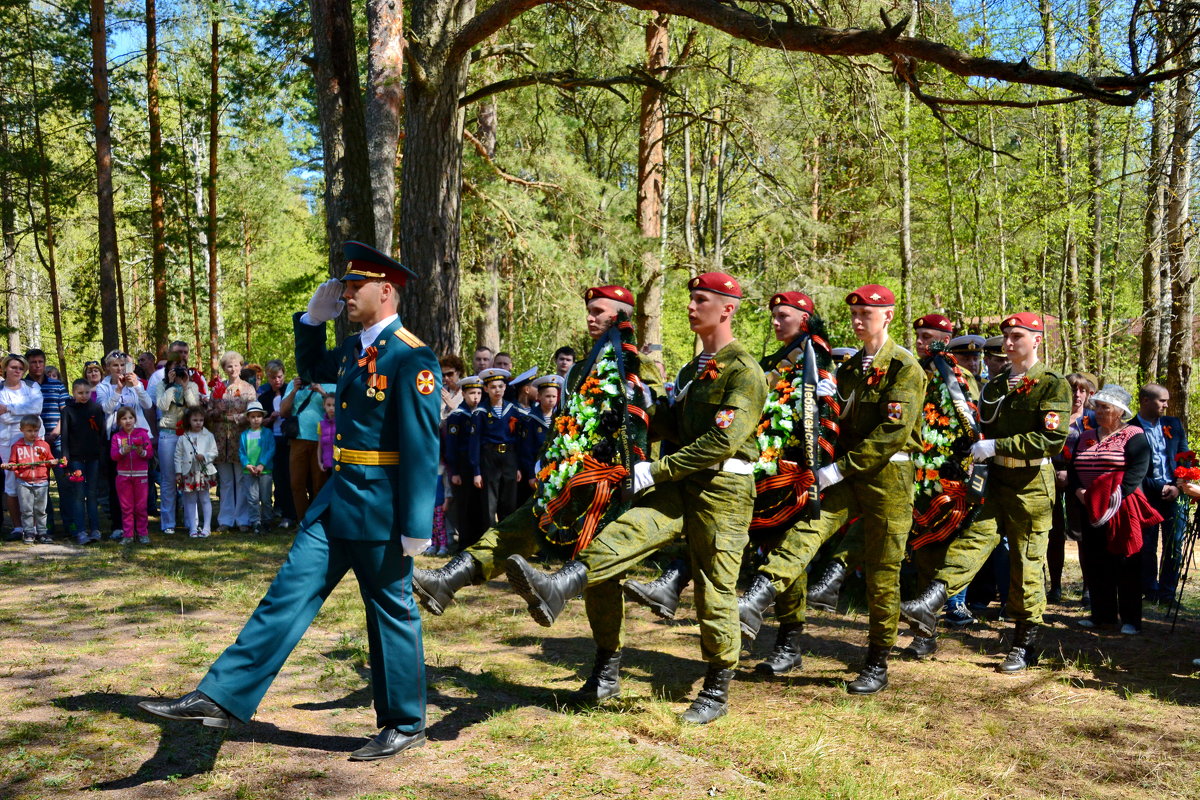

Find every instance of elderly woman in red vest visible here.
[1068,385,1160,634]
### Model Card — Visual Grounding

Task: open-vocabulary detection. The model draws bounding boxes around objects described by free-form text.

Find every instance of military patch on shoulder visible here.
[886,402,903,421]
[416,370,436,395]
[715,408,735,429]
[395,326,426,348]
[1044,411,1060,430]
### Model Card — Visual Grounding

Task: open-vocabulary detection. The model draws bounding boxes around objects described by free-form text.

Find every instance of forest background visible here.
[1,0,1198,414]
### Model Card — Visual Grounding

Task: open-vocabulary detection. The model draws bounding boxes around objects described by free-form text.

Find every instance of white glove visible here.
[401,535,427,558]
[816,463,843,491]
[970,439,997,462]
[304,279,345,324]
[632,461,655,494]
[816,378,837,398]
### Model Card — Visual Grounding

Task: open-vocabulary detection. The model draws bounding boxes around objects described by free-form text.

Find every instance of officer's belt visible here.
[485,443,509,454]
[992,455,1049,469]
[710,457,754,475]
[333,446,400,465]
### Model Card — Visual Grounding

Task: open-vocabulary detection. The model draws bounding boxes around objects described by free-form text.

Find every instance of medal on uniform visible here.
[358,346,382,401]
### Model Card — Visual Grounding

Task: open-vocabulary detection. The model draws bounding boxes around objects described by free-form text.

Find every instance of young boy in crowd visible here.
[239,401,276,534]
[5,415,54,544]
[444,375,483,549]
[61,379,107,544]
[469,368,523,530]
[517,375,560,507]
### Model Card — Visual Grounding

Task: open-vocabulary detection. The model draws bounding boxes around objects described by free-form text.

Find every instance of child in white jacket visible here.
[175,407,217,538]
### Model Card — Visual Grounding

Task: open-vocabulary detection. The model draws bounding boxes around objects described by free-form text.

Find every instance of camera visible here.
[173,365,189,381]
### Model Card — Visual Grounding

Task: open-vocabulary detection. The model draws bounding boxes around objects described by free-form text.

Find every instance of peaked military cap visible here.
[947,334,985,354]
[342,240,418,284]
[479,368,511,384]
[459,375,484,389]
[983,336,1007,356]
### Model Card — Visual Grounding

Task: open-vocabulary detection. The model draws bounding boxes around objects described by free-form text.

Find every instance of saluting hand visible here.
[306,279,345,324]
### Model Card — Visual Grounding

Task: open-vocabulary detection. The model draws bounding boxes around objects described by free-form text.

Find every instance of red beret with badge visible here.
[342,240,418,286]
[1000,312,1043,332]
[769,291,815,313]
[845,284,895,306]
[688,272,742,298]
[913,313,954,334]
[584,285,635,306]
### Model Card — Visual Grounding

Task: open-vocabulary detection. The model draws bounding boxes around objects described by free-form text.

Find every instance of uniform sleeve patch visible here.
[715,408,736,429]
[416,370,436,395]
[1044,411,1060,430]
[887,401,903,421]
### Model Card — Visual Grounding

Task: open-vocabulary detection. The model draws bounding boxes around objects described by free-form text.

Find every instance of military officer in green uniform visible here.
[506,272,766,723]
[411,285,661,615]
[901,312,1070,672]
[139,242,441,761]
[739,284,925,694]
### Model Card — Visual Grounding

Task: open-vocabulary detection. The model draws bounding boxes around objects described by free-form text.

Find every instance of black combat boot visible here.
[899,579,948,637]
[997,622,1040,673]
[807,559,847,613]
[412,553,484,615]
[564,649,622,707]
[680,666,735,724]
[506,556,587,626]
[738,573,777,642]
[622,558,692,619]
[755,622,804,675]
[846,643,890,695]
[900,634,938,661]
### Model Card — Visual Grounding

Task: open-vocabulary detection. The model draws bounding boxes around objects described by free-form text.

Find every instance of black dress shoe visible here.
[349,727,427,761]
[138,690,232,728]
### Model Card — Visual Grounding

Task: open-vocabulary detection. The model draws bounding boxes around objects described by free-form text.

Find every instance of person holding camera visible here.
[97,351,153,434]
[156,360,201,536]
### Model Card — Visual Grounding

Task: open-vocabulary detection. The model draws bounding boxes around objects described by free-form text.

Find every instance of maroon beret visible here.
[769,292,815,313]
[688,272,742,298]
[1000,312,1044,332]
[913,313,954,334]
[845,284,895,306]
[584,285,635,306]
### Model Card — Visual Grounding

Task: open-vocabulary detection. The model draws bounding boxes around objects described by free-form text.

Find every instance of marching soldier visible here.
[506,272,766,724]
[139,241,440,760]
[738,285,925,694]
[901,312,1071,673]
[412,286,661,615]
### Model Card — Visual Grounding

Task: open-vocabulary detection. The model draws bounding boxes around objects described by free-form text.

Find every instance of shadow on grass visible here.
[51,691,365,789]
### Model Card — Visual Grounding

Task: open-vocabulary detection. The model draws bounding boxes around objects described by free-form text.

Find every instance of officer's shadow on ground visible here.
[53,691,365,790]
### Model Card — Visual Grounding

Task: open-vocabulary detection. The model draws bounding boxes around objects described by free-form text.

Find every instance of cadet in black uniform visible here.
[470,368,523,529]
[445,376,483,550]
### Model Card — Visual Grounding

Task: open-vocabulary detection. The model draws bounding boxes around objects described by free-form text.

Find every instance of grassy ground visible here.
[1,531,1198,800]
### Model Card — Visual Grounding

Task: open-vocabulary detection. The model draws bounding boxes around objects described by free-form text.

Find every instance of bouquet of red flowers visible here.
[1175,451,1200,499]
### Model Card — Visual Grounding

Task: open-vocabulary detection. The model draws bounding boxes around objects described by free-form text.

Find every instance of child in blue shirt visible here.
[238,402,275,533]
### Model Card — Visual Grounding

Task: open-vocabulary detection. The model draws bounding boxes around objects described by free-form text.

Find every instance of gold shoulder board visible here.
[395,326,426,348]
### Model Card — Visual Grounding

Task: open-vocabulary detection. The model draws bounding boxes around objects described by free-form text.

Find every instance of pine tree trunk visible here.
[398,0,477,353]
[90,0,121,352]
[635,13,668,354]
[207,17,220,377]
[365,0,405,254]
[475,98,501,351]
[310,0,375,341]
[147,0,169,355]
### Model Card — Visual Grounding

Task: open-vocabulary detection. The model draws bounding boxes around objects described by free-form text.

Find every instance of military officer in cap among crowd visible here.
[140,241,441,760]
[948,334,986,379]
[983,335,1008,380]
[506,272,766,724]
[411,285,661,615]
[738,284,924,694]
[901,312,1070,672]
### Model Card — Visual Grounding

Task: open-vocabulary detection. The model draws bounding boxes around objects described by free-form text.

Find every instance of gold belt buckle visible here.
[496,444,507,454]
[333,445,342,462]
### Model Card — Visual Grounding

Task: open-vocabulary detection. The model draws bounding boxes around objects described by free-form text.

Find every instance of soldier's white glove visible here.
[970,439,997,462]
[303,279,345,325]
[816,378,837,398]
[401,536,427,557]
[632,461,655,494]
[816,463,843,491]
